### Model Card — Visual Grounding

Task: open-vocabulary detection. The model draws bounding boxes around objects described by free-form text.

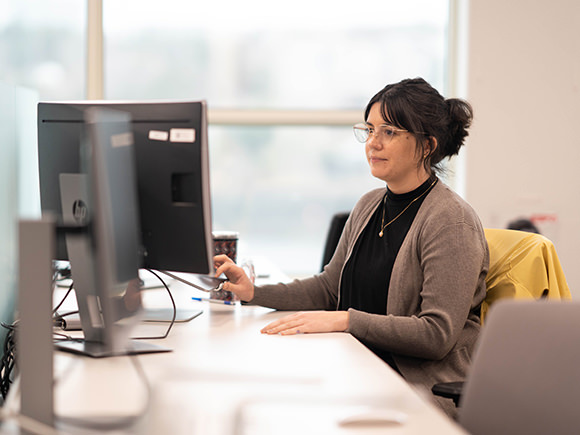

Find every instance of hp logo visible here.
[72,199,88,223]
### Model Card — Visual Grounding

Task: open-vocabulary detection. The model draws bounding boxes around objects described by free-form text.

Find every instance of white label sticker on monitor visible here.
[110,132,134,148]
[149,130,169,141]
[170,128,196,143]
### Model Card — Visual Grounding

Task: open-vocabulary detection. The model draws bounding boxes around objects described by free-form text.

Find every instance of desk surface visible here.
[8,274,466,435]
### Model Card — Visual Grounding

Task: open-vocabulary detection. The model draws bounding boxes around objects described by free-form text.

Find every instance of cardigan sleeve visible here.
[251,274,338,311]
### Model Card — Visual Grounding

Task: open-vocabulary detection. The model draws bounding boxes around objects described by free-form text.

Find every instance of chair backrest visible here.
[458,300,580,435]
[320,212,350,272]
[481,228,571,322]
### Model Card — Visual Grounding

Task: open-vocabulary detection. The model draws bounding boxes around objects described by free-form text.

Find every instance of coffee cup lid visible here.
[212,231,239,240]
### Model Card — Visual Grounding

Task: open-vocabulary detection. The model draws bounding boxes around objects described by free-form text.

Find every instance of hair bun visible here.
[445,98,473,156]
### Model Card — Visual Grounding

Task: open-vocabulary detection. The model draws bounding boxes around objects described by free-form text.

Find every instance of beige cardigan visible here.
[252,181,489,415]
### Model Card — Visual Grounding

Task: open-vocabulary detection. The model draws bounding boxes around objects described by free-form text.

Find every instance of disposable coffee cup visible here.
[212,231,239,263]
[211,231,239,302]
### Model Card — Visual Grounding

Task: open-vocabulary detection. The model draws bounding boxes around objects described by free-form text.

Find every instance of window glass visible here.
[0,0,86,99]
[105,1,448,109]
[104,0,449,276]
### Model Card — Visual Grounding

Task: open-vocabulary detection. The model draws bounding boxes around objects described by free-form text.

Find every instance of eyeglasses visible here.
[353,123,421,144]
[353,123,410,144]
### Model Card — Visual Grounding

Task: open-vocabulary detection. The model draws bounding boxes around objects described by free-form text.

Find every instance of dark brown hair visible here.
[364,77,473,175]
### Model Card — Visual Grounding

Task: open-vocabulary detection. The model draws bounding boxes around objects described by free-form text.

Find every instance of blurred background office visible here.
[1,0,579,298]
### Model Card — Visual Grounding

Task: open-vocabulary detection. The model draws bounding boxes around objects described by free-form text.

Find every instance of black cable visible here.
[133,269,177,340]
[52,281,75,315]
[52,280,80,333]
[0,321,17,400]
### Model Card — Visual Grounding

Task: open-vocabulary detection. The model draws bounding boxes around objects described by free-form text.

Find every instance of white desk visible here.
[6,277,466,435]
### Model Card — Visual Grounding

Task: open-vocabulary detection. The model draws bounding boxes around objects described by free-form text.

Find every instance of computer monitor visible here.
[37,100,213,274]
[38,100,216,355]
[54,107,172,357]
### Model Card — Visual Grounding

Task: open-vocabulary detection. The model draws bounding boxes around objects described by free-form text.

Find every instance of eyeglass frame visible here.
[352,122,427,144]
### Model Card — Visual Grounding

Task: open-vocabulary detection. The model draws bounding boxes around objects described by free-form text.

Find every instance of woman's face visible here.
[365,103,429,193]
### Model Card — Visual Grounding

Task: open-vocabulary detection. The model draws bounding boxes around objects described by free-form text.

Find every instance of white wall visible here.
[465,0,580,297]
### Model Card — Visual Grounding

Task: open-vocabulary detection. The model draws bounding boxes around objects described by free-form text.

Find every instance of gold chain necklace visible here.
[378,178,438,238]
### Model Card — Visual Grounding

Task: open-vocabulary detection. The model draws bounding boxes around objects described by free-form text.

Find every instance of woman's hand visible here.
[261,311,349,335]
[213,254,255,301]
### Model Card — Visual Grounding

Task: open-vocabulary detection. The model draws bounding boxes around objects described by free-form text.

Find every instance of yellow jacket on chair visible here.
[481,228,571,323]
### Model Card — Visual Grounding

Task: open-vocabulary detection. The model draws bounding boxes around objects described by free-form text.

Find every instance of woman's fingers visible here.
[213,254,234,273]
[214,258,243,281]
[261,313,304,335]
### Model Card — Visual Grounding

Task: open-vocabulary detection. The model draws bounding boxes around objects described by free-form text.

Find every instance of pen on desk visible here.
[192,296,235,305]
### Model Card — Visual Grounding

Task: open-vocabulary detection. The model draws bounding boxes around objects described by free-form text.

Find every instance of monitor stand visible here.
[142,308,203,323]
[55,339,172,358]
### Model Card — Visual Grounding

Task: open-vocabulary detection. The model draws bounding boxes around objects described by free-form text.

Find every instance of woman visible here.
[214,77,489,416]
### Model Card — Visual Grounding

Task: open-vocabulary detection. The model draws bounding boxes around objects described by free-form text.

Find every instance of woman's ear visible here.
[425,136,438,157]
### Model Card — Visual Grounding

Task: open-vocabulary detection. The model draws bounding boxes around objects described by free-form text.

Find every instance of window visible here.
[0,0,86,100]
[104,0,450,277]
[104,1,448,109]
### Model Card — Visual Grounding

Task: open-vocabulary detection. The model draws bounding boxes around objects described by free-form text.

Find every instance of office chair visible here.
[432,228,571,406]
[457,299,580,435]
[320,212,350,272]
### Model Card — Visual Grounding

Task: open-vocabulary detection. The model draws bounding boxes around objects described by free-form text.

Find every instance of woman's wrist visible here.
[243,284,256,303]
[342,309,351,332]
[337,310,350,332]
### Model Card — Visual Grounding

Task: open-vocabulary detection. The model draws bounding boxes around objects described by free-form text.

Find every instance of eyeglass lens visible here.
[353,124,399,143]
